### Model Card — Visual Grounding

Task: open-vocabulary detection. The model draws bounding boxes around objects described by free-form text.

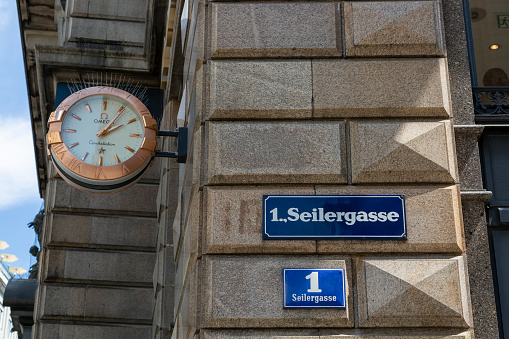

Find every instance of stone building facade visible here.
[16,0,501,338]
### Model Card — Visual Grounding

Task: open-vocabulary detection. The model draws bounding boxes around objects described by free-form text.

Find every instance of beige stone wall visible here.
[33,166,160,338]
[167,0,475,338]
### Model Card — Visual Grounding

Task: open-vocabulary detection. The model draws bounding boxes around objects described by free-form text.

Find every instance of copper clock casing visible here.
[46,86,158,193]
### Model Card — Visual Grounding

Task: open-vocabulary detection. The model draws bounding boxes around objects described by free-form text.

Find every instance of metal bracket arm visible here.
[155,127,188,163]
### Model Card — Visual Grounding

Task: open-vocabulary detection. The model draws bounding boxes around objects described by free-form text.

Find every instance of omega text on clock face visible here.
[60,94,145,167]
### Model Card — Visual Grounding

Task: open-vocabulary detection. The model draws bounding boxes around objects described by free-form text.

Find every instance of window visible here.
[469,0,509,86]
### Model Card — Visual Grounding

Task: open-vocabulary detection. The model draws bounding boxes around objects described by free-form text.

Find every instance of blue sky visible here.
[0,0,44,274]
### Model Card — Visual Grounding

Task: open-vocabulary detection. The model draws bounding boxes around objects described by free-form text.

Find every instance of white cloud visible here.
[0,0,10,30]
[0,116,40,209]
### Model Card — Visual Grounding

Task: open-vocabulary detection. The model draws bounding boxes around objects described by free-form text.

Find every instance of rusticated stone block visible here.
[161,284,174,330]
[184,0,204,93]
[206,122,347,185]
[68,0,148,21]
[316,185,464,253]
[202,330,320,339]
[357,257,472,328]
[67,17,146,45]
[172,313,182,339]
[40,285,153,321]
[209,61,312,119]
[312,59,450,118]
[49,213,157,249]
[350,121,458,183]
[201,330,472,338]
[43,249,155,284]
[320,330,472,338]
[181,126,202,227]
[175,260,200,339]
[38,322,151,339]
[175,190,201,311]
[204,186,316,253]
[203,256,353,328]
[344,1,444,57]
[37,45,150,71]
[49,179,158,216]
[142,157,162,183]
[211,2,340,58]
[172,199,182,257]
[454,126,484,190]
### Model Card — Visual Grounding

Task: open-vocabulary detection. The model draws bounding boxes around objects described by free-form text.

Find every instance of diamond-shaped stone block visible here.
[358,257,471,327]
[344,1,444,56]
[350,121,457,183]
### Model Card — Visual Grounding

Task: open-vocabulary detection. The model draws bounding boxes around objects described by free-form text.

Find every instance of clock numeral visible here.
[75,89,89,99]
[126,118,136,125]
[125,146,135,153]
[95,167,107,179]
[71,114,81,121]
[122,164,131,175]
[114,154,120,164]
[97,86,114,93]
[68,142,79,149]
[57,98,71,111]
[103,100,107,111]
[129,134,140,138]
[98,156,103,166]
[84,103,92,113]
[65,129,76,133]
[52,143,67,161]
[68,158,81,173]
[81,152,89,161]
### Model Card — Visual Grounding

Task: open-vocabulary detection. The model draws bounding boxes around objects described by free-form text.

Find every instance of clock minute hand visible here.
[102,124,124,136]
[97,106,125,136]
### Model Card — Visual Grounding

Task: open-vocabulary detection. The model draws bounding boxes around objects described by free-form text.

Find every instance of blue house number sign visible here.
[263,195,406,239]
[284,268,345,308]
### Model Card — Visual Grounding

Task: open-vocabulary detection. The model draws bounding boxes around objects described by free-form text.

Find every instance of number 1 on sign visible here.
[306,271,322,292]
[270,208,278,222]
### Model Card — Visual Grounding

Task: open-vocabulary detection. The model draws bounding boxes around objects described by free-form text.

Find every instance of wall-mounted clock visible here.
[46,86,158,193]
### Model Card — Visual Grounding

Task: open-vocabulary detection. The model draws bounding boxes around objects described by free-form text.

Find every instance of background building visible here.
[14,0,509,338]
[0,260,18,339]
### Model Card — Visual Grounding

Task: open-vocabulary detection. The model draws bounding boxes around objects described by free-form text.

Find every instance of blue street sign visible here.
[263,195,406,239]
[284,268,346,308]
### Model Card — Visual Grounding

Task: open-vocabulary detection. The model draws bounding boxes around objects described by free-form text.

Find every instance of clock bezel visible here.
[46,86,158,189]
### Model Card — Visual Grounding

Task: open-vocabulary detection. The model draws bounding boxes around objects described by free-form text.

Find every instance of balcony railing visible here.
[473,87,509,123]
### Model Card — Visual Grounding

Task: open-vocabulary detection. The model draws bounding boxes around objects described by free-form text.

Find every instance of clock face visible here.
[61,95,145,166]
[46,86,158,193]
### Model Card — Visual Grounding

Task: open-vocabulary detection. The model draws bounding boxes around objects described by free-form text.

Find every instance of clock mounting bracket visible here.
[155,127,188,163]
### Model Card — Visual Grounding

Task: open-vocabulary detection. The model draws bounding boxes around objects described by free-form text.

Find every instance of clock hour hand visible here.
[97,106,125,136]
[102,124,124,136]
